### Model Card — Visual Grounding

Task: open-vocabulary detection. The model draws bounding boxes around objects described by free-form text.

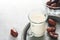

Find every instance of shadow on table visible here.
[30,35,58,40]
[30,36,45,40]
[49,37,58,40]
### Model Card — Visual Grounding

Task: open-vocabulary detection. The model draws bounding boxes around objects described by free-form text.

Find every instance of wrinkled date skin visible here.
[47,27,56,32]
[11,29,18,37]
[47,0,60,9]
[49,32,58,38]
[48,19,56,26]
[51,3,57,7]
[47,1,52,6]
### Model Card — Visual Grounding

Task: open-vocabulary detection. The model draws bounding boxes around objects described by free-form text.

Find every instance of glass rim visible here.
[28,11,48,24]
[28,15,46,24]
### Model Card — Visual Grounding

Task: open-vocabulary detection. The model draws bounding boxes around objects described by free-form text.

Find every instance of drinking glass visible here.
[27,9,48,37]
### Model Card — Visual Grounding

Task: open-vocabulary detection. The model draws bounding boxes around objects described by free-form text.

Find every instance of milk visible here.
[29,13,47,37]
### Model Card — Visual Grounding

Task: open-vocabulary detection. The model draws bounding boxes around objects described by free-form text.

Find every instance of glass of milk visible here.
[28,9,48,37]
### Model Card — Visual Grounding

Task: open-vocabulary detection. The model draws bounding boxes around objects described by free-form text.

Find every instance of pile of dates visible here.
[47,0,60,9]
[47,18,58,38]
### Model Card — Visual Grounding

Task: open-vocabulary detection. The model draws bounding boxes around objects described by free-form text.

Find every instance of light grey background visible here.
[0,0,48,40]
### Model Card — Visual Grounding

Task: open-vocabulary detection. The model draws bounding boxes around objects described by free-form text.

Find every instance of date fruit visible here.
[51,3,57,7]
[10,28,18,37]
[47,1,51,5]
[47,27,56,32]
[49,32,58,38]
[57,3,60,7]
[48,19,56,26]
